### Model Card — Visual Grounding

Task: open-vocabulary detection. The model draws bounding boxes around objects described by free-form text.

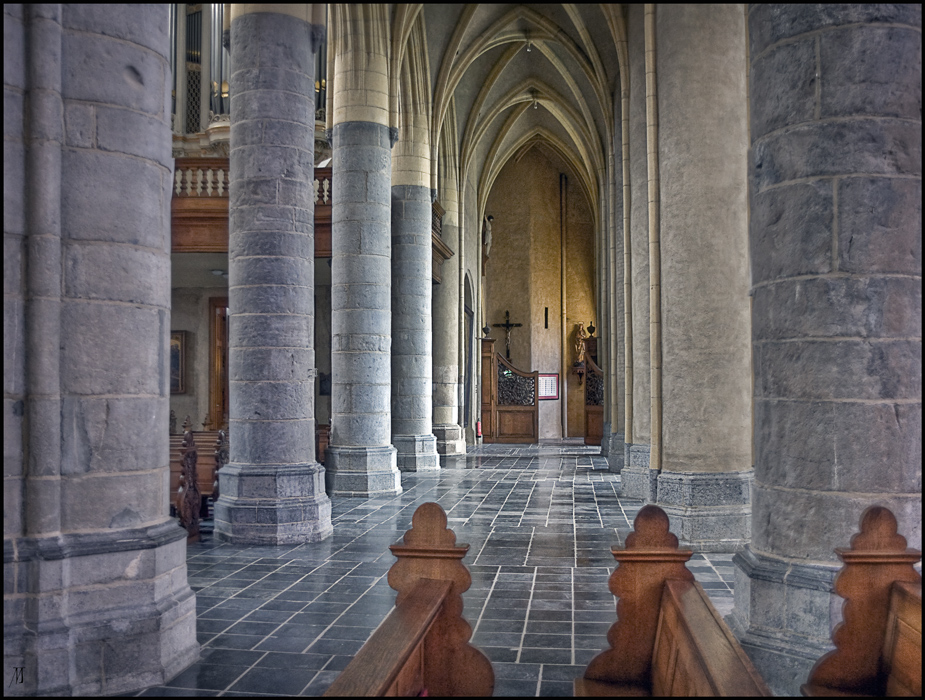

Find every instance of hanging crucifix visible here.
[492,310,522,360]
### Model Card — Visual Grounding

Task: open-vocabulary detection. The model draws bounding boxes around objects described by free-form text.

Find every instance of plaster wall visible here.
[485,148,595,439]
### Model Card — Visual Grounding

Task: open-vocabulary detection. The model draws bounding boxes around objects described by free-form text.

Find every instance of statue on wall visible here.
[575,322,589,365]
[482,215,494,259]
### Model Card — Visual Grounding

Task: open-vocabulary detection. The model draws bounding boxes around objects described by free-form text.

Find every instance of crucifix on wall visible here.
[492,310,522,360]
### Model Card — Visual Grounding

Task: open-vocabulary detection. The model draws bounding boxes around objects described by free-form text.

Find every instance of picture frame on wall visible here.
[170,331,187,394]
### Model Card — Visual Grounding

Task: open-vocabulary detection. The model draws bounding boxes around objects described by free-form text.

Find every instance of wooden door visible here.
[584,356,604,445]
[481,339,495,440]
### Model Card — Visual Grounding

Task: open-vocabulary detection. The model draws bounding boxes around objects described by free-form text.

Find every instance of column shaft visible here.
[732,5,922,694]
[391,185,439,471]
[621,3,654,499]
[325,120,401,494]
[217,8,332,543]
[654,5,753,551]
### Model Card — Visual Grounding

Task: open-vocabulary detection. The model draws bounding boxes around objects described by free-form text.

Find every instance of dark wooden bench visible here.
[575,505,770,696]
[802,506,922,697]
[169,429,222,503]
[324,502,494,697]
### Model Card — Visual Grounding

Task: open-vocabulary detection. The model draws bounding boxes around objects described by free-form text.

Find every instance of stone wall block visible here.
[233,255,310,288]
[95,106,171,168]
[331,308,390,336]
[64,244,170,308]
[837,177,922,275]
[233,144,312,183]
[63,5,169,57]
[337,145,392,176]
[755,339,921,401]
[230,230,313,259]
[335,254,391,286]
[230,420,316,466]
[332,384,389,415]
[749,180,832,284]
[748,4,922,60]
[4,142,25,235]
[332,414,391,445]
[61,33,165,116]
[3,300,25,398]
[821,26,922,119]
[752,484,921,559]
[232,285,313,316]
[4,235,23,296]
[333,121,391,149]
[235,14,312,74]
[64,101,93,149]
[753,276,922,340]
[750,38,816,139]
[61,304,161,395]
[61,397,167,476]
[232,381,312,421]
[331,332,389,353]
[229,178,280,209]
[61,471,162,531]
[752,119,921,190]
[335,282,391,311]
[336,352,391,385]
[4,398,24,478]
[229,347,315,382]
[3,8,25,90]
[231,314,311,349]
[62,151,165,248]
[233,66,313,97]
[757,399,921,493]
[231,88,313,125]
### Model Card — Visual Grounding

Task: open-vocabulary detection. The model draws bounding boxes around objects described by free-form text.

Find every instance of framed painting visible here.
[170,331,187,394]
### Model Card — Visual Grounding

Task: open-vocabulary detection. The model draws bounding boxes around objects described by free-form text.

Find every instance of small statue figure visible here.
[482,215,494,259]
[176,430,201,541]
[575,322,589,365]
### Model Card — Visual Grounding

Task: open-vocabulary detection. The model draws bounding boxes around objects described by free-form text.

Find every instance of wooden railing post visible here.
[176,430,201,541]
[388,503,494,697]
[583,504,694,686]
[803,506,922,696]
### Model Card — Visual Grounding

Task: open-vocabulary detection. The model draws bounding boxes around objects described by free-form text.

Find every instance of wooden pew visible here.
[575,505,770,696]
[802,506,922,697]
[324,502,494,697]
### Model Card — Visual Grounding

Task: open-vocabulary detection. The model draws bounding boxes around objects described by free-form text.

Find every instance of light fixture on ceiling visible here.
[211,269,225,276]
[526,38,532,53]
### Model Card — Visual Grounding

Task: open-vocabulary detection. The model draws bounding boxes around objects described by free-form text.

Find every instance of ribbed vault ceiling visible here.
[419,3,627,219]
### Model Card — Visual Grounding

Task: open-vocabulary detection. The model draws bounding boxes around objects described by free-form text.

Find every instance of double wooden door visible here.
[481,338,539,443]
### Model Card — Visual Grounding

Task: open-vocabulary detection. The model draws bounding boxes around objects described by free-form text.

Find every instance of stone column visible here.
[3,5,197,694]
[391,185,439,471]
[325,6,401,495]
[216,5,332,543]
[654,5,753,550]
[433,171,465,457]
[730,5,922,695]
[608,83,627,471]
[620,3,653,499]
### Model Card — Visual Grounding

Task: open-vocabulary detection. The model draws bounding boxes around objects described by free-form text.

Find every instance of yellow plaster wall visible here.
[485,147,596,439]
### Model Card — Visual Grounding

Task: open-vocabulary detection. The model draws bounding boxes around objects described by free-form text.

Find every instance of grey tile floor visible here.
[139,443,736,697]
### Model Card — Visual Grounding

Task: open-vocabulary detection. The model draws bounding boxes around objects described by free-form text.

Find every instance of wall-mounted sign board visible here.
[538,374,559,400]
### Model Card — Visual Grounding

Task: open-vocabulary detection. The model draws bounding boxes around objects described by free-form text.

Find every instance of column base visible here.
[3,523,198,696]
[620,444,655,501]
[433,423,466,456]
[606,432,626,473]
[656,470,753,551]
[393,434,440,472]
[727,546,839,696]
[325,445,401,496]
[214,463,333,544]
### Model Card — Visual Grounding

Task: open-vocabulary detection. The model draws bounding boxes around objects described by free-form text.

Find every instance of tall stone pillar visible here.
[654,5,753,550]
[391,185,439,471]
[731,5,922,695]
[3,5,197,694]
[620,3,653,499]
[216,5,332,543]
[433,170,465,457]
[325,6,401,495]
